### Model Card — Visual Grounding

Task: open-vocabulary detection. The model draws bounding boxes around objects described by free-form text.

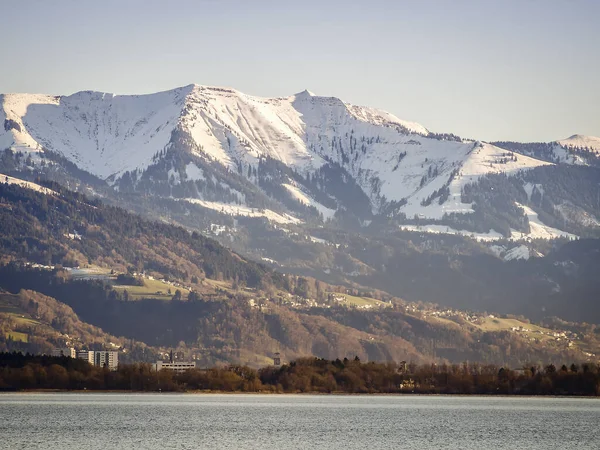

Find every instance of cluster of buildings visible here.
[50,348,282,373]
[51,347,119,371]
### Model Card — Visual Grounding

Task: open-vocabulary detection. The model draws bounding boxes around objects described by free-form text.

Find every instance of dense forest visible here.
[1,352,598,396]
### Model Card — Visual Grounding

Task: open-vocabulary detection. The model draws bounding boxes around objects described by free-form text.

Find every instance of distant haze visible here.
[2,0,599,142]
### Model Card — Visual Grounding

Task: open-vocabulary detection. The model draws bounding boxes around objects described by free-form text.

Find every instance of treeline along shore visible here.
[0,352,599,395]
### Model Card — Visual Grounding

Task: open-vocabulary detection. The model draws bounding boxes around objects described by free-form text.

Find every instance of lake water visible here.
[0,393,598,449]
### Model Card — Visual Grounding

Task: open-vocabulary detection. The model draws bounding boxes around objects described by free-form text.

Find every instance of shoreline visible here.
[2,389,598,398]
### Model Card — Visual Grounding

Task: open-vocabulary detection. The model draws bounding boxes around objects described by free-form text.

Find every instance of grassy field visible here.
[0,293,39,343]
[11,315,39,326]
[0,294,39,326]
[203,279,233,290]
[472,316,557,342]
[68,266,113,281]
[475,317,547,333]
[426,315,465,330]
[112,278,190,300]
[67,267,192,300]
[5,331,28,343]
[327,292,389,308]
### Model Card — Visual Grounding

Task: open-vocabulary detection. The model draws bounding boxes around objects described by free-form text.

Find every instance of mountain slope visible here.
[2,84,600,313]
[493,135,600,167]
[2,85,558,227]
[558,135,600,153]
[0,180,596,366]
[1,88,189,178]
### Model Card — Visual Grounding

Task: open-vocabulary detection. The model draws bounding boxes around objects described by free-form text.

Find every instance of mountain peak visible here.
[294,89,316,100]
[558,134,600,151]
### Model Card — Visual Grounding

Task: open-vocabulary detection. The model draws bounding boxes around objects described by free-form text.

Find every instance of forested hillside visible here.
[0,181,597,367]
[0,180,283,289]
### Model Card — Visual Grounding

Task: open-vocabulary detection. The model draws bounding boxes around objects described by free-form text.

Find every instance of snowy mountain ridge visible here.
[0,84,435,178]
[557,134,600,152]
[1,84,598,239]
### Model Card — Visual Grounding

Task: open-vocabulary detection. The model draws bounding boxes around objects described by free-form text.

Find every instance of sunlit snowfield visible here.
[0,393,598,449]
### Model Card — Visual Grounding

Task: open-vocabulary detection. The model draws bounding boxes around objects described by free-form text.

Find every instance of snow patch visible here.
[185,163,205,181]
[282,183,337,220]
[512,203,577,240]
[0,173,57,196]
[523,182,544,201]
[504,245,530,261]
[400,224,506,241]
[401,202,578,241]
[261,257,279,265]
[308,236,332,245]
[182,198,301,224]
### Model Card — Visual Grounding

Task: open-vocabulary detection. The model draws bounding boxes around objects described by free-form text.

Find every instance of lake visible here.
[0,393,598,449]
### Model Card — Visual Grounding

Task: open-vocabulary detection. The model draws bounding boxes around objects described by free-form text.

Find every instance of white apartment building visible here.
[94,351,119,371]
[51,347,76,358]
[77,350,119,370]
[77,350,95,364]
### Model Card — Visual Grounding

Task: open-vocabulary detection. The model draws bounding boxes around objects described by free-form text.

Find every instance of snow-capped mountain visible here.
[2,84,599,239]
[492,135,600,167]
[558,135,600,152]
[1,88,190,178]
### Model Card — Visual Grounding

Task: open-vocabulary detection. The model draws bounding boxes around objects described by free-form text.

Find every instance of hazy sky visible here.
[2,0,599,141]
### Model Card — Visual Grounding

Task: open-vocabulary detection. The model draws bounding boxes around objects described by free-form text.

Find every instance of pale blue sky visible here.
[2,0,599,141]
